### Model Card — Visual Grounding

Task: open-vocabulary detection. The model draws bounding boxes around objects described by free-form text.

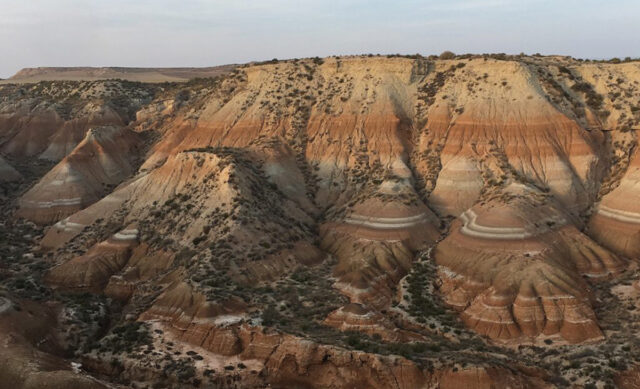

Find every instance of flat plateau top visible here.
[1,65,236,84]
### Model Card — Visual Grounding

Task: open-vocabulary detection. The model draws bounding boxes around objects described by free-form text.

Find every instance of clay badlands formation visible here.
[2,54,640,388]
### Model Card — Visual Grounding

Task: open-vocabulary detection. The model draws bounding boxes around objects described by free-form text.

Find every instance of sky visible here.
[1,0,639,78]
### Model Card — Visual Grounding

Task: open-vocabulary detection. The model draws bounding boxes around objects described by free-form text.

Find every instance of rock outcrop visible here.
[139,305,547,389]
[0,106,65,158]
[38,103,125,161]
[415,60,607,216]
[46,226,139,291]
[321,176,440,309]
[323,303,423,342]
[17,126,141,224]
[0,80,153,163]
[434,184,624,343]
[590,134,640,257]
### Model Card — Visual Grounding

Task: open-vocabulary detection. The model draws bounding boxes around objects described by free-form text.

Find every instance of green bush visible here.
[439,51,456,60]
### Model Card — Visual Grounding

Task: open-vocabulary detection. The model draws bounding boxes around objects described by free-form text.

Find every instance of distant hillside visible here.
[2,65,236,83]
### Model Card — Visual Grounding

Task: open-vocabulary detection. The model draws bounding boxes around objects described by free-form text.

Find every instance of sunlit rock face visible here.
[418,60,606,217]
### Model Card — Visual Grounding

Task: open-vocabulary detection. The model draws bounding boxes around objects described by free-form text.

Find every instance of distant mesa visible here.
[3,65,236,84]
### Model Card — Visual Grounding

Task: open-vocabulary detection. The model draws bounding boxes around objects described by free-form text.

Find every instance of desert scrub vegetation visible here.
[0,80,158,122]
[570,80,609,117]
[152,146,312,231]
[139,146,318,303]
[402,258,459,330]
[439,51,456,60]
[89,321,152,355]
[87,324,209,387]
[155,70,248,117]
[59,292,110,356]
[0,215,53,302]
[255,259,348,335]
[414,60,466,130]
[249,256,515,371]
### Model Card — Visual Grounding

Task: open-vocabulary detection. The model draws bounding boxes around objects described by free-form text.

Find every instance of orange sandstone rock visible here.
[434,185,623,343]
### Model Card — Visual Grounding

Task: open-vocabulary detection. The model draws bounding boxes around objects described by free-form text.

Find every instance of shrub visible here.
[262,305,280,326]
[439,51,456,60]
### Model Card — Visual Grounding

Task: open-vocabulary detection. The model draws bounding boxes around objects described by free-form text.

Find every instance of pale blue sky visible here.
[1,0,639,78]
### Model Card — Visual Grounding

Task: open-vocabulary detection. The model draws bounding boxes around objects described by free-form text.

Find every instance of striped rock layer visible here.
[5,56,640,363]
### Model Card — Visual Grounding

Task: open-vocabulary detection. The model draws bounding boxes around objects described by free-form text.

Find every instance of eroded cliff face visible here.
[590,138,640,257]
[434,184,624,344]
[17,126,142,224]
[0,81,152,160]
[3,55,640,388]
